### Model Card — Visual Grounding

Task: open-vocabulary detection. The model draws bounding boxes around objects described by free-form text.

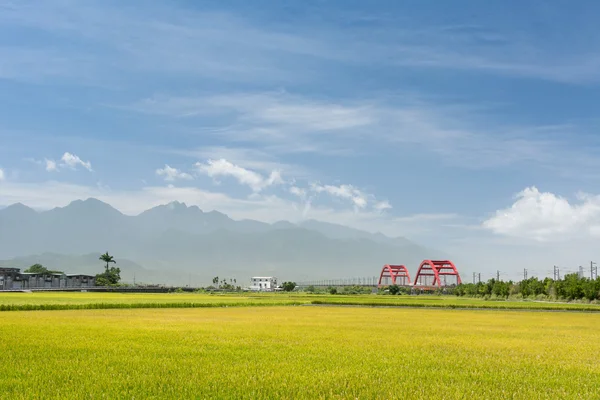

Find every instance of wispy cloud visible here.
[28,152,93,172]
[126,91,600,173]
[374,201,392,212]
[155,164,193,181]
[0,167,4,181]
[195,158,283,193]
[0,2,330,85]
[309,182,391,213]
[3,1,600,86]
[45,159,58,172]
[127,92,374,155]
[59,152,93,171]
[173,146,311,178]
[310,183,368,209]
[289,186,307,199]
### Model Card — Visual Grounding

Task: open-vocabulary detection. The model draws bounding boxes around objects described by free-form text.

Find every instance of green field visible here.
[1,306,599,399]
[1,291,600,312]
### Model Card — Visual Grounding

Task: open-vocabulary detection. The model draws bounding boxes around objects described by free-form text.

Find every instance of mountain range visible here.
[0,198,446,285]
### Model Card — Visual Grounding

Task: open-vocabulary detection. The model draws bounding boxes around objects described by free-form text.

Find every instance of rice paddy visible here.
[2,291,600,312]
[1,306,599,399]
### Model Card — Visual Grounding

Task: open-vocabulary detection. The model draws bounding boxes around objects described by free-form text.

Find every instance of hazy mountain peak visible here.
[206,210,227,217]
[272,220,297,229]
[0,197,441,283]
[69,197,114,208]
[166,201,188,210]
[2,202,36,214]
[50,197,123,217]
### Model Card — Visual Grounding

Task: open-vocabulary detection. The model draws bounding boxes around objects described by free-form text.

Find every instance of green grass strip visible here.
[0,301,306,312]
[309,300,600,312]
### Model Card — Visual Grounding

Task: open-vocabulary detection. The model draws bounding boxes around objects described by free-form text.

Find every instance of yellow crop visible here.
[1,306,599,399]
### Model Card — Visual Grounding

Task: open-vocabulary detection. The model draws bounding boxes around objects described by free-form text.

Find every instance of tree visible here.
[212,276,219,286]
[388,284,401,295]
[24,264,63,275]
[99,252,116,273]
[96,252,120,286]
[282,282,296,292]
[95,267,121,286]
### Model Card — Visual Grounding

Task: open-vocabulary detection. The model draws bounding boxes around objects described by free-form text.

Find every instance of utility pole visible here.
[496,270,500,281]
[478,273,481,284]
[523,268,528,280]
[133,272,136,286]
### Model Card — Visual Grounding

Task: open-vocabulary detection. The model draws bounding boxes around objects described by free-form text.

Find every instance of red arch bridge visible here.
[296,260,462,291]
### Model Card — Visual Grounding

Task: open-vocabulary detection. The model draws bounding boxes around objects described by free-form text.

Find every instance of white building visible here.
[249,276,278,291]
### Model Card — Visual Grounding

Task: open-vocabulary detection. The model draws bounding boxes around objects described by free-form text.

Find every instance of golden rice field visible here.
[0,291,300,307]
[1,306,600,399]
[2,291,600,311]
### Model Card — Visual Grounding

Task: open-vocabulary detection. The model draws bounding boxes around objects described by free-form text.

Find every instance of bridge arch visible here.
[413,260,462,287]
[378,264,411,288]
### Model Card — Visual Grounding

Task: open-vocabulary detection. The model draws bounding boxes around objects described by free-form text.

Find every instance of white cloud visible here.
[45,159,58,172]
[173,146,311,178]
[374,200,392,212]
[482,186,600,241]
[60,152,92,171]
[0,168,4,181]
[27,154,91,173]
[308,182,393,213]
[195,158,283,192]
[155,165,193,181]
[289,186,307,199]
[310,183,369,209]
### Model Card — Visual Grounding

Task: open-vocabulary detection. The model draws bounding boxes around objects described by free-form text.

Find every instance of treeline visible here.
[455,273,600,301]
[305,285,372,295]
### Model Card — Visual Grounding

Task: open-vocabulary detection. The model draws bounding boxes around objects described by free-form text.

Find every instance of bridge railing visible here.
[296,277,380,287]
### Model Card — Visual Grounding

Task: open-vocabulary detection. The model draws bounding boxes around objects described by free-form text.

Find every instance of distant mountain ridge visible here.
[0,198,447,284]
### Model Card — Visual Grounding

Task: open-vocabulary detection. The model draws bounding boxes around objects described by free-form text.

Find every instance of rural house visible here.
[0,267,96,290]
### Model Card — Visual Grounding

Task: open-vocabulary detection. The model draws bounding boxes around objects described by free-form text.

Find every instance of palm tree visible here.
[99,252,116,273]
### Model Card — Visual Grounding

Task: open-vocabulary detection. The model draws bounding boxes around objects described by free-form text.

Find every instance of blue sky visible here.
[2,0,600,279]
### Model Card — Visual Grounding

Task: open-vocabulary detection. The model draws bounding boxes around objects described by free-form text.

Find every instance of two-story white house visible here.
[249,276,278,291]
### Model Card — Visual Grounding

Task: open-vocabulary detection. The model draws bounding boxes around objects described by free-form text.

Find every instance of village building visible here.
[249,276,278,291]
[0,267,96,290]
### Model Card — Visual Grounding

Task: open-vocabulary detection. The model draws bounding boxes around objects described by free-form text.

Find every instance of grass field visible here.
[1,306,599,399]
[2,291,600,312]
